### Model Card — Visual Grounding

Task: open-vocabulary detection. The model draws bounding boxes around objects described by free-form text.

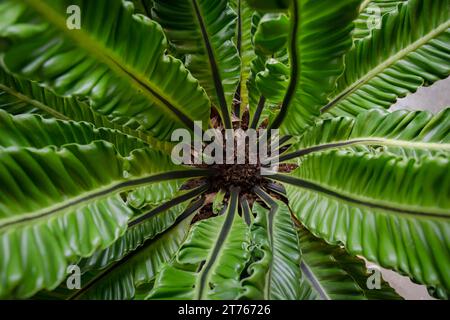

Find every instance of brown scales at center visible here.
[187,108,295,222]
[208,162,266,193]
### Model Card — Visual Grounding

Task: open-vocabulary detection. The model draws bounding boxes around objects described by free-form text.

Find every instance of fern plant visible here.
[0,0,449,300]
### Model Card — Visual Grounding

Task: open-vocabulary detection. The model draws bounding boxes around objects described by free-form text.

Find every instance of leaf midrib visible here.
[0,82,173,151]
[0,170,210,230]
[271,174,450,218]
[190,0,232,129]
[300,261,330,300]
[322,20,450,112]
[0,83,70,120]
[24,0,197,130]
[269,0,300,130]
[128,183,209,227]
[264,204,277,300]
[253,187,277,300]
[196,190,238,299]
[69,199,203,300]
[279,138,450,162]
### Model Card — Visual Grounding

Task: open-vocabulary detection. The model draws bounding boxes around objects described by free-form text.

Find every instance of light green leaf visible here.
[323,0,450,118]
[0,0,210,141]
[273,149,450,295]
[0,67,175,153]
[0,109,146,156]
[248,56,270,128]
[231,0,254,115]
[256,58,289,105]
[297,223,402,300]
[152,0,240,127]
[240,188,302,300]
[81,186,208,273]
[212,189,226,215]
[147,187,250,300]
[71,199,204,300]
[281,108,450,162]
[353,0,408,42]
[254,14,289,56]
[0,141,209,298]
[247,30,288,128]
[270,0,362,134]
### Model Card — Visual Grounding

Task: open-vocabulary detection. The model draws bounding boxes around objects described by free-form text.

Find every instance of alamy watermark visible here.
[366,266,382,290]
[366,4,382,30]
[66,264,81,290]
[66,5,81,30]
